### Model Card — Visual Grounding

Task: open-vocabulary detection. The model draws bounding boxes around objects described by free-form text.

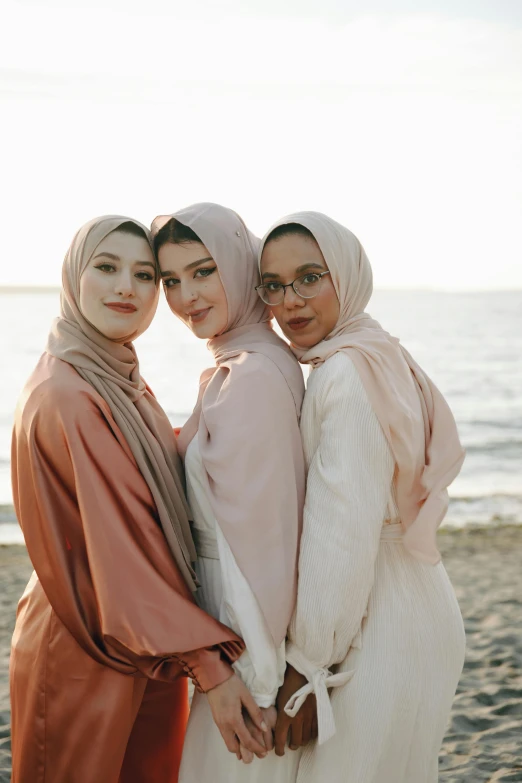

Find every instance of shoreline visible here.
[2,523,522,549]
[3,498,522,545]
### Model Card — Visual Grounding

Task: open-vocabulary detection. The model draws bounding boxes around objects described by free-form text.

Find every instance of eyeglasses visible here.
[255,271,331,306]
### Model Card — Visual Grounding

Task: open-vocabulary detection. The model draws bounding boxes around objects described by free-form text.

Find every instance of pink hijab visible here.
[151,203,306,644]
[260,212,465,565]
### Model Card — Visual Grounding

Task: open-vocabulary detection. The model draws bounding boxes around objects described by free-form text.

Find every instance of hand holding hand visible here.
[274,664,318,756]
[238,705,277,764]
[206,673,268,759]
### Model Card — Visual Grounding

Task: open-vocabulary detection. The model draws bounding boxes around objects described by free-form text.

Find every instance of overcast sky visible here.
[1,0,521,289]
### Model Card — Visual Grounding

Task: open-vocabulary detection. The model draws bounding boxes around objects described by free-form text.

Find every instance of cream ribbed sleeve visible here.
[285,352,395,743]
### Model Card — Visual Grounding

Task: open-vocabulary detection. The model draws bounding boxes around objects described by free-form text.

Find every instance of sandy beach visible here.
[1,526,521,782]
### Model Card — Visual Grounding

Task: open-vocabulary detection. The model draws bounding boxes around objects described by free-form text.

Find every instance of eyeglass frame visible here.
[255,270,331,304]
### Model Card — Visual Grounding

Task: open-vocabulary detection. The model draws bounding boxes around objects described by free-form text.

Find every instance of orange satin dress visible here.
[10,354,244,783]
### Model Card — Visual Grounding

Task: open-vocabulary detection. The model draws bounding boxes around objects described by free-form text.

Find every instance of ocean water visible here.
[1,289,521,544]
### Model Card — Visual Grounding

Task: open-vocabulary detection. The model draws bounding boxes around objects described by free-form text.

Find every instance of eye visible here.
[300,273,321,285]
[163,277,180,289]
[265,282,283,292]
[194,266,217,279]
[95,263,115,273]
[135,271,155,281]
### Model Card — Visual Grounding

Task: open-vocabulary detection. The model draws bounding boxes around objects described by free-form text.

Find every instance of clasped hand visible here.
[208,666,318,764]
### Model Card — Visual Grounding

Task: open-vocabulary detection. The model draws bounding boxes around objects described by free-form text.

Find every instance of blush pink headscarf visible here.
[151,203,306,644]
[46,216,198,588]
[260,211,465,565]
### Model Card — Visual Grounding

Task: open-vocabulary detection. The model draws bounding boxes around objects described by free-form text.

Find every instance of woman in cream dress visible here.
[151,203,306,782]
[258,212,466,783]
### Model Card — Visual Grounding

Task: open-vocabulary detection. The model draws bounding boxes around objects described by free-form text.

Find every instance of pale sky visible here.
[1,0,521,289]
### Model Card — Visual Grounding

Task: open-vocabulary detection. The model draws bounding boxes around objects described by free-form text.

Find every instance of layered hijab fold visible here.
[260,211,465,564]
[46,215,198,588]
[151,203,305,644]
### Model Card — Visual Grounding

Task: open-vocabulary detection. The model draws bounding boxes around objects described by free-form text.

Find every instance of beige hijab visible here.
[46,215,198,588]
[151,203,306,644]
[260,212,465,565]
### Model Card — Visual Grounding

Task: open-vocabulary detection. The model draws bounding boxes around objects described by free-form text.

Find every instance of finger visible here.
[241,691,267,734]
[234,719,267,756]
[289,718,303,751]
[247,725,269,760]
[220,727,240,756]
[263,726,274,752]
[301,714,311,747]
[248,723,267,749]
[274,715,290,757]
[243,714,267,756]
[239,744,254,764]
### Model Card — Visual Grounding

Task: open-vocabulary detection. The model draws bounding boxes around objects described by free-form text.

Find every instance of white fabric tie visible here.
[284,645,354,745]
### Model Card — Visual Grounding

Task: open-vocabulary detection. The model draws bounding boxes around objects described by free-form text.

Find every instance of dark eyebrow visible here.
[93,252,155,268]
[160,256,214,277]
[295,262,326,274]
[185,256,213,271]
[261,262,325,281]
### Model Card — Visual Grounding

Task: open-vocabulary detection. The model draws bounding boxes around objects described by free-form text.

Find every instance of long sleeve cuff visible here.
[181,646,238,693]
[284,642,354,746]
[231,645,284,708]
[233,655,278,707]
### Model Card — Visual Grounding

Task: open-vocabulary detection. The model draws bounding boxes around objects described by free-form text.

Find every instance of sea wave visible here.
[463,441,522,456]
[447,493,522,527]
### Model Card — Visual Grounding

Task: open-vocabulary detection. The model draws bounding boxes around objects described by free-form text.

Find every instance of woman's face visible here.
[260,233,340,348]
[158,241,228,339]
[79,230,158,341]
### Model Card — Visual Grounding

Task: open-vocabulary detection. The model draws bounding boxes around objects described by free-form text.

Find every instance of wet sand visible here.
[1,526,521,781]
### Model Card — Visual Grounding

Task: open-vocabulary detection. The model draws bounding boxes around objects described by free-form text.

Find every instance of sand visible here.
[1,526,521,782]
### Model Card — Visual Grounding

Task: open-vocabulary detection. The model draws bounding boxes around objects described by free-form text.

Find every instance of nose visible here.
[180,279,198,307]
[283,285,305,308]
[114,267,136,298]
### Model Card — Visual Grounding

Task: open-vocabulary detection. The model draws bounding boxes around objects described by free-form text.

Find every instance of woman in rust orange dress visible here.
[10,216,267,783]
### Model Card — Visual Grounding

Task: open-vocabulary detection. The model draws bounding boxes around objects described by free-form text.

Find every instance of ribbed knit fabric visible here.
[287,353,465,783]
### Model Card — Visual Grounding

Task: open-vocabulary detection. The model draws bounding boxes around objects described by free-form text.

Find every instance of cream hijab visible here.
[151,203,306,644]
[260,212,465,565]
[46,215,197,588]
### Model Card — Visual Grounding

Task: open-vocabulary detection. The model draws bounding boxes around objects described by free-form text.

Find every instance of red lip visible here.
[187,307,212,323]
[105,302,137,313]
[287,317,312,331]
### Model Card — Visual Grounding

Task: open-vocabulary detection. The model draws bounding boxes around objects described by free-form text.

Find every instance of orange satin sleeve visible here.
[12,362,243,691]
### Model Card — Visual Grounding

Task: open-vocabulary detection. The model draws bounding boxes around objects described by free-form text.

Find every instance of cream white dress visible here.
[285,352,466,783]
[178,437,302,783]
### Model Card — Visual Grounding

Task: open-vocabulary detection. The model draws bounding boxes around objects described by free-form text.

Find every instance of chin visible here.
[98,330,132,342]
[284,331,319,349]
[192,325,220,341]
[190,315,228,340]
[189,324,213,340]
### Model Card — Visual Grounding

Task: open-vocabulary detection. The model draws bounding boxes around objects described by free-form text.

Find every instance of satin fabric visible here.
[11,572,189,783]
[10,353,243,783]
[46,214,197,588]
